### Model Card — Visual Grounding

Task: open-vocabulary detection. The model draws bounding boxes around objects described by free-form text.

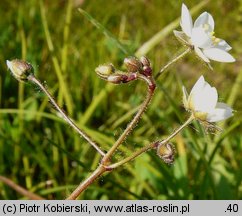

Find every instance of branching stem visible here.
[108,115,194,169]
[66,115,194,199]
[101,74,156,165]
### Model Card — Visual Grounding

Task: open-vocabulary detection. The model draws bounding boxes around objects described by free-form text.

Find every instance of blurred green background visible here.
[0,0,241,199]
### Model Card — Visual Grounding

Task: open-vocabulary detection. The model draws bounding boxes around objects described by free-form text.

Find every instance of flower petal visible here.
[191,27,212,48]
[192,83,218,112]
[189,75,205,96]
[214,39,232,51]
[182,86,189,109]
[206,102,233,122]
[188,76,205,108]
[194,12,214,31]
[180,3,193,37]
[203,48,235,62]
[173,30,190,46]
[194,47,210,62]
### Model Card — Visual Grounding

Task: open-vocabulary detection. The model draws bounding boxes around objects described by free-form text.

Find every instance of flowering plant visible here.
[4,2,236,200]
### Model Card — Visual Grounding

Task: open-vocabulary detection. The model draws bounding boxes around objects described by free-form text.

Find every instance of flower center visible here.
[202,24,221,45]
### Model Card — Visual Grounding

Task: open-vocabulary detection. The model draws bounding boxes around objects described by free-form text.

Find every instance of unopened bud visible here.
[95,64,115,79]
[142,66,152,77]
[124,56,142,72]
[107,73,128,84]
[6,59,33,82]
[140,56,150,67]
[157,142,175,165]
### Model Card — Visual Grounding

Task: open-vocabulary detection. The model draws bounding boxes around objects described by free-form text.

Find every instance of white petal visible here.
[191,27,212,48]
[189,75,205,97]
[180,3,193,37]
[6,60,12,70]
[188,76,204,108]
[173,30,190,45]
[214,39,232,51]
[194,47,210,62]
[182,86,189,108]
[203,48,235,62]
[206,102,233,122]
[194,12,215,30]
[193,83,218,112]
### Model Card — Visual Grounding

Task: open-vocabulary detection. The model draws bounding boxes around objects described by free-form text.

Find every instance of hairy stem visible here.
[101,74,156,164]
[108,115,194,169]
[66,115,194,199]
[66,165,106,200]
[66,74,156,199]
[27,74,105,156]
[155,48,190,79]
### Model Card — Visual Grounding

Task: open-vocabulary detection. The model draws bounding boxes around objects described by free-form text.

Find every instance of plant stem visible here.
[155,48,190,79]
[0,175,44,200]
[27,74,105,156]
[101,74,156,164]
[108,115,194,169]
[162,115,194,143]
[66,165,106,200]
[66,74,156,199]
[66,115,194,199]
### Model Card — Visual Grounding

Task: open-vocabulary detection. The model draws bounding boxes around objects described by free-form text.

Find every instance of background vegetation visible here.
[0,0,241,199]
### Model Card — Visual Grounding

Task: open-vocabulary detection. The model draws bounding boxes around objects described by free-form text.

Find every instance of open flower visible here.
[182,76,233,122]
[174,3,235,63]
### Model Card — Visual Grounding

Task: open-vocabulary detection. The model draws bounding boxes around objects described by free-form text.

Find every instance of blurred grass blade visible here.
[61,0,73,72]
[227,68,242,106]
[81,82,114,125]
[78,8,131,55]
[40,0,74,115]
[47,138,87,169]
[135,0,210,57]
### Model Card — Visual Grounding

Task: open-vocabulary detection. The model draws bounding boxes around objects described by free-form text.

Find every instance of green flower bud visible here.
[6,59,33,82]
[95,64,115,79]
[157,142,175,165]
[124,56,142,72]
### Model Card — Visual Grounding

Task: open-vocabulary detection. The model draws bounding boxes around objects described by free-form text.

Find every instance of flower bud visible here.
[142,66,152,77]
[157,142,175,165]
[140,56,150,67]
[95,64,115,79]
[124,56,142,72]
[107,73,128,84]
[6,59,33,82]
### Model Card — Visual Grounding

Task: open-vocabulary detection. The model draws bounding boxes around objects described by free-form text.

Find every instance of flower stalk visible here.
[67,115,194,200]
[155,48,190,79]
[101,73,156,165]
[27,74,105,156]
[107,115,194,169]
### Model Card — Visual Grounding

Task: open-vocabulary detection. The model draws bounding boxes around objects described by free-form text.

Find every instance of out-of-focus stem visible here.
[0,175,44,200]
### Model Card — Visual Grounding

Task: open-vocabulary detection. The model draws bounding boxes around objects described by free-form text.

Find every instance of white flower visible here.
[174,3,235,63]
[182,76,233,122]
